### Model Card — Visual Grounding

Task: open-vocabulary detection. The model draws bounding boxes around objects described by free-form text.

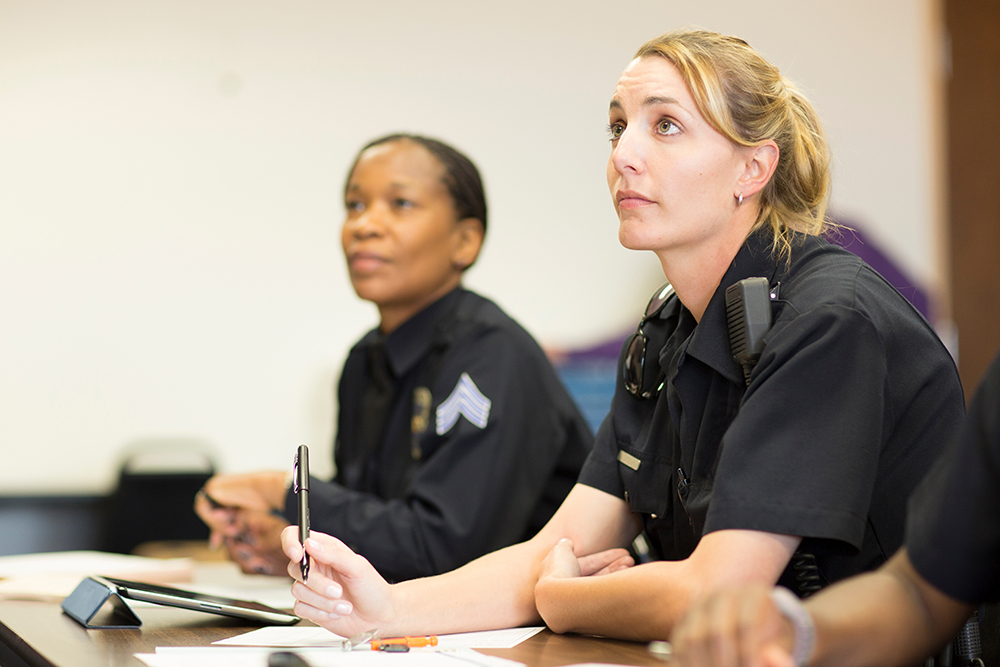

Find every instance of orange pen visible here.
[371,636,438,649]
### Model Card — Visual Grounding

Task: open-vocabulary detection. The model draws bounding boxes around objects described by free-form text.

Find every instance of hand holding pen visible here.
[280,527,398,640]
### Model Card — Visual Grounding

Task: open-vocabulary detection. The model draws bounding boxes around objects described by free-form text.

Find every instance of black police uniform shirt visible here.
[578,229,965,592]
[281,287,592,582]
[907,349,1000,604]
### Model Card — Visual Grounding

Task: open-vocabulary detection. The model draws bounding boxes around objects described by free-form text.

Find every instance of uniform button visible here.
[651,513,658,519]
[624,490,629,502]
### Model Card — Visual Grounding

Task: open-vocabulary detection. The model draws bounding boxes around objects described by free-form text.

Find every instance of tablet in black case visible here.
[62,575,300,628]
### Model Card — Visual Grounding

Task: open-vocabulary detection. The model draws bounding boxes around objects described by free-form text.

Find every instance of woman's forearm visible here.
[286,485,638,638]
[536,529,801,642]
[807,551,974,667]
[388,537,554,634]
[534,559,691,641]
[386,487,639,636]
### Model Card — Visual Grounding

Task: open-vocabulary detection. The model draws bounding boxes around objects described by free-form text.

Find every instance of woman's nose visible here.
[610,127,644,175]
[348,205,386,238]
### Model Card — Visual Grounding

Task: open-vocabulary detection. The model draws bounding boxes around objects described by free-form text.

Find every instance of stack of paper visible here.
[0,550,193,601]
[214,627,544,650]
[133,627,545,667]
[135,647,526,667]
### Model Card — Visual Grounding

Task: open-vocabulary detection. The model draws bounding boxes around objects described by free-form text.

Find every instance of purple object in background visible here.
[827,222,932,322]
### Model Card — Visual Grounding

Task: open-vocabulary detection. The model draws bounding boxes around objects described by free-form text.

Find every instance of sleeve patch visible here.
[436,372,492,435]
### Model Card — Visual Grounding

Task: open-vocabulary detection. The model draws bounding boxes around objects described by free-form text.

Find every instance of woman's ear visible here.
[451,218,485,270]
[737,141,779,200]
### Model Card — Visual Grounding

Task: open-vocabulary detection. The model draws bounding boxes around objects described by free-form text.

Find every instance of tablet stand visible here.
[61,576,142,629]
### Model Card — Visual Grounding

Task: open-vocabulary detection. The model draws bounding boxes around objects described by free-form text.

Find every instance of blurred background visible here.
[1,0,997,553]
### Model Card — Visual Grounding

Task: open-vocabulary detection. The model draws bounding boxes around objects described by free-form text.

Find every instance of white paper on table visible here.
[419,628,544,650]
[0,551,193,601]
[0,551,192,579]
[213,626,346,648]
[212,626,544,650]
[137,647,526,667]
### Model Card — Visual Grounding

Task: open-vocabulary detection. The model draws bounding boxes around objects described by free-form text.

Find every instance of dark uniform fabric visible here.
[281,287,592,582]
[578,230,964,592]
[908,349,1000,604]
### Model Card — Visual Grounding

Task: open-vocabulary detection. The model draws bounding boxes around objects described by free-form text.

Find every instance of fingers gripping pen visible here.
[294,445,310,581]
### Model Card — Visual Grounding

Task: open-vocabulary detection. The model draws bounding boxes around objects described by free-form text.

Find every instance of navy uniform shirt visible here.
[282,287,592,582]
[579,230,965,591]
[907,349,1000,603]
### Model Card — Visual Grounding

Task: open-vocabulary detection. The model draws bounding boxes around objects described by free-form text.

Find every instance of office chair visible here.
[102,438,217,555]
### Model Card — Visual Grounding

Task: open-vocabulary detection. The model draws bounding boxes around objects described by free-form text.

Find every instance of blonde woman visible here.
[278,29,963,642]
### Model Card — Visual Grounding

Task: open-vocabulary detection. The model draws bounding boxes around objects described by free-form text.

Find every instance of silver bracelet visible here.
[770,586,816,667]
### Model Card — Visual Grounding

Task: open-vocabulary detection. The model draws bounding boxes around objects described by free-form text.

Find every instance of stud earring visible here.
[736,192,744,206]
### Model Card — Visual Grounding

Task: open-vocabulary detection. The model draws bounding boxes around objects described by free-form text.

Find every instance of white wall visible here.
[0,0,945,494]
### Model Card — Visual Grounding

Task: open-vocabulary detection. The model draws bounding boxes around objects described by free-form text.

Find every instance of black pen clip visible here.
[293,455,301,493]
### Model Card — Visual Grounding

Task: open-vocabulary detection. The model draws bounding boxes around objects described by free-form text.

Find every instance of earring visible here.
[736,192,744,206]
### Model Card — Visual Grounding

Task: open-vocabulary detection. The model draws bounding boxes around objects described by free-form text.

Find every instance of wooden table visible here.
[0,597,663,667]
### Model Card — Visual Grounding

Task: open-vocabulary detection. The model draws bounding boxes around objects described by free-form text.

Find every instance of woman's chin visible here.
[350,281,391,307]
[618,227,660,253]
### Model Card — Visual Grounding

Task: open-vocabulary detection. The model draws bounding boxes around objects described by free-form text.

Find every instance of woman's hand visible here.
[196,471,290,514]
[535,538,635,633]
[537,538,583,581]
[194,471,290,574]
[281,526,396,638]
[670,584,796,667]
[222,509,290,575]
[538,538,635,582]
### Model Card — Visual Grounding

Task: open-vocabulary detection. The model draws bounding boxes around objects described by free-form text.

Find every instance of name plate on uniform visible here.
[617,450,641,471]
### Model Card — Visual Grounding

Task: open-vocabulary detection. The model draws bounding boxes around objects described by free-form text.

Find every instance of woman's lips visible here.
[348,252,389,273]
[616,189,655,210]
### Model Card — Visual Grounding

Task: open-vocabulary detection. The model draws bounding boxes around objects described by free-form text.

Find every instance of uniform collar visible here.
[362,287,466,379]
[685,230,781,385]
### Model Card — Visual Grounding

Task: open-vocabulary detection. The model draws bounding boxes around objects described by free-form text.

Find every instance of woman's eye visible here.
[607,122,625,141]
[345,200,364,213]
[393,198,414,210]
[657,119,679,135]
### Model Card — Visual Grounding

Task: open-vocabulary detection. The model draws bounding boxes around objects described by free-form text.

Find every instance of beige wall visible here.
[0,0,946,493]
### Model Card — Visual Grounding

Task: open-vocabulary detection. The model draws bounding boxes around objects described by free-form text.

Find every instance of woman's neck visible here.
[657,220,756,322]
[377,278,462,335]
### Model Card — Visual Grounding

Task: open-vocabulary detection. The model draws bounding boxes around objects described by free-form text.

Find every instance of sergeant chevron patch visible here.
[436,372,492,434]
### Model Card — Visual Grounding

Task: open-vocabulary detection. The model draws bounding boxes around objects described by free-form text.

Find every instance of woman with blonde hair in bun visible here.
[276,28,963,642]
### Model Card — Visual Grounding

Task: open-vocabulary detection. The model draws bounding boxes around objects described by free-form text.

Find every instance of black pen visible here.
[294,444,310,581]
[269,651,312,667]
